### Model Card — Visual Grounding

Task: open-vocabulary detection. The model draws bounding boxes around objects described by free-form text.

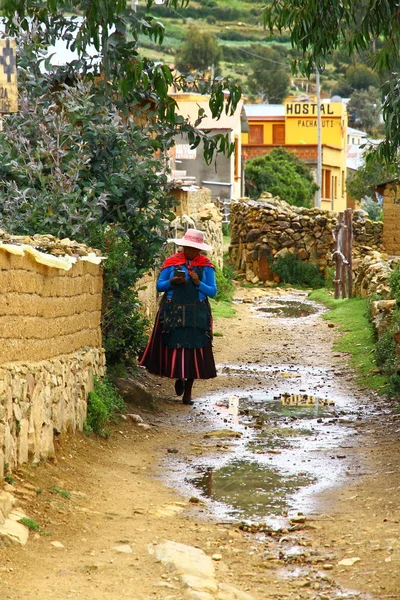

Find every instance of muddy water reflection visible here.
[191,459,315,517]
[161,367,367,524]
[250,293,324,320]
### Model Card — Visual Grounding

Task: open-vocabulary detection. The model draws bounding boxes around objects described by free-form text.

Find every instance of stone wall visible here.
[229,194,383,283]
[0,234,105,476]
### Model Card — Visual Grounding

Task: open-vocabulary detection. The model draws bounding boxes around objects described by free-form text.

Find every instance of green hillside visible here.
[137,0,384,136]
[139,0,290,86]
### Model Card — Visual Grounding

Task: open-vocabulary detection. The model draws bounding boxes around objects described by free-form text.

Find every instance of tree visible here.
[347,149,397,203]
[246,45,290,103]
[345,64,380,91]
[245,148,318,207]
[0,0,241,365]
[175,27,222,74]
[347,87,383,135]
[263,0,400,163]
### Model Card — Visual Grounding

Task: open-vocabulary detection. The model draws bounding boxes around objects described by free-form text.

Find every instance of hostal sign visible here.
[0,38,17,113]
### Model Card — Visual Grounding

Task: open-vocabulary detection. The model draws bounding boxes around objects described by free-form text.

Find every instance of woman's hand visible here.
[190,271,200,286]
[170,275,186,285]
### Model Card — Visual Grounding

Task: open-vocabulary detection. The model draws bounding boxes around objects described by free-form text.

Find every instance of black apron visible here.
[160,267,212,349]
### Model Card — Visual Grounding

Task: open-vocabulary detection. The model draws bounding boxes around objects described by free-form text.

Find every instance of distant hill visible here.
[139,0,384,128]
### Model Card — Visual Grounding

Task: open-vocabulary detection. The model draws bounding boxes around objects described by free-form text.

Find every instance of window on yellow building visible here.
[341,170,345,197]
[273,124,285,145]
[249,124,263,145]
[323,169,331,199]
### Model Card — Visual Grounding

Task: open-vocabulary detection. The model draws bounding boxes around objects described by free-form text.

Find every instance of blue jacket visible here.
[157,265,217,301]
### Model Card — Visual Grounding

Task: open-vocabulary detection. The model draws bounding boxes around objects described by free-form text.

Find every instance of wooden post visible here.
[334,220,341,299]
[337,212,346,298]
[345,208,353,298]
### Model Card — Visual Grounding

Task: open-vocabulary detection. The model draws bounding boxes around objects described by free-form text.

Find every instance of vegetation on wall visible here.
[0,0,241,366]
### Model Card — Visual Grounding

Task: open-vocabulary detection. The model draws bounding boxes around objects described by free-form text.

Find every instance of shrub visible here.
[84,377,125,437]
[271,253,325,288]
[245,147,318,207]
[375,328,397,375]
[361,197,382,221]
[389,265,400,303]
[215,264,235,303]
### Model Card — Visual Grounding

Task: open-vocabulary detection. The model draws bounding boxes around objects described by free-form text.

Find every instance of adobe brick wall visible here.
[382,186,400,255]
[0,240,105,476]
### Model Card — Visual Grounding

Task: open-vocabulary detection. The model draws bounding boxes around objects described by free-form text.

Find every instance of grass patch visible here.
[309,289,389,392]
[211,299,236,318]
[49,486,71,500]
[18,517,41,532]
[84,376,125,437]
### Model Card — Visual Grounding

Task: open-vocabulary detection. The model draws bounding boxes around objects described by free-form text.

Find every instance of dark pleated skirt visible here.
[139,307,217,379]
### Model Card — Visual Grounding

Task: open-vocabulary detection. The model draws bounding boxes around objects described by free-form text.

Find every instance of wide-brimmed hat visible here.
[168,228,212,251]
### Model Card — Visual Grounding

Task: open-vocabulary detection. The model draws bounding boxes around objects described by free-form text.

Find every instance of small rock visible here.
[338,557,360,566]
[127,414,144,424]
[204,430,242,440]
[113,544,132,554]
[50,541,65,548]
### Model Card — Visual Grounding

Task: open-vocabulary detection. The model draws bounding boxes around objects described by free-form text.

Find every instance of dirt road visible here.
[1,287,400,600]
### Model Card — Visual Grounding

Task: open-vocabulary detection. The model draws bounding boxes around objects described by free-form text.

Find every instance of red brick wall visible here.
[243,144,317,162]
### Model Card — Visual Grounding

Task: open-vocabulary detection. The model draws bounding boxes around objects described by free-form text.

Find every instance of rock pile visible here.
[353,249,396,299]
[0,230,103,258]
[229,194,383,283]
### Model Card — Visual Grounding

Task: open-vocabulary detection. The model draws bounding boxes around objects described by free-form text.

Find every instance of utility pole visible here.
[315,68,322,208]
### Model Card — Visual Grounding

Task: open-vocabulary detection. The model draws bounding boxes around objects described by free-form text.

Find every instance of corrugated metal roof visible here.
[244,104,285,118]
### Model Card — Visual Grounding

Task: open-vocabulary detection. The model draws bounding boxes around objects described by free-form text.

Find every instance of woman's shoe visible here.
[182,396,194,405]
[174,378,185,396]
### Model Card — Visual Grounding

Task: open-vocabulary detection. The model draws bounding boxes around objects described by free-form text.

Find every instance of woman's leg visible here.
[182,378,194,405]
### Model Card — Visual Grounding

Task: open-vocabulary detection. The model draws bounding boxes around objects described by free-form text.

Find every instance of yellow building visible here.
[242,100,348,212]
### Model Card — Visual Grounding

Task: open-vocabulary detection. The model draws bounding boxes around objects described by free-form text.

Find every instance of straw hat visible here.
[168,228,212,251]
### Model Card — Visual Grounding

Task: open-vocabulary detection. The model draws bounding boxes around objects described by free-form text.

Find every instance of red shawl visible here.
[161,251,215,271]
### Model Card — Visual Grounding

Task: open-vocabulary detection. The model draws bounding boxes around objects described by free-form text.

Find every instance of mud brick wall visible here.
[137,271,158,320]
[0,247,105,477]
[382,185,400,256]
[171,186,213,217]
[229,194,384,283]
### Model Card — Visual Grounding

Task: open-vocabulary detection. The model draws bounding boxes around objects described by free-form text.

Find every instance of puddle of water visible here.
[251,293,324,320]
[255,300,317,318]
[161,378,366,524]
[190,459,315,518]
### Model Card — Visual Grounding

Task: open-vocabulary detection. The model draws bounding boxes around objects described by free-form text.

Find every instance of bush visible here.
[271,253,325,288]
[389,265,400,303]
[215,264,235,302]
[360,197,382,221]
[375,329,397,375]
[84,377,125,437]
[245,147,318,207]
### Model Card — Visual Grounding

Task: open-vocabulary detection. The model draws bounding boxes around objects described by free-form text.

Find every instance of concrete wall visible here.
[0,243,105,476]
[174,132,235,202]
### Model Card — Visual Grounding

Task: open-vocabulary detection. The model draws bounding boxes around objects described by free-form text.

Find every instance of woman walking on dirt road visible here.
[140,228,217,405]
